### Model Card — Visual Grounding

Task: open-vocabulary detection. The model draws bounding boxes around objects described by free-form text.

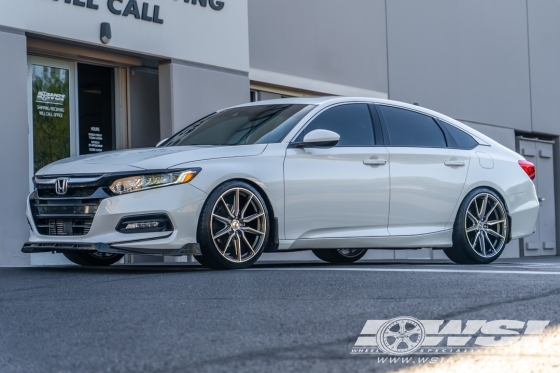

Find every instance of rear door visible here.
[376,105,470,236]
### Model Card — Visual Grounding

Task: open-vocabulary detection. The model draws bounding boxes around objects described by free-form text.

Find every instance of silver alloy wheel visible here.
[210,187,267,263]
[336,248,367,258]
[465,193,507,258]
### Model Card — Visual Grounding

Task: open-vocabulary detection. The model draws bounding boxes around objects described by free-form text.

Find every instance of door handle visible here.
[444,160,465,167]
[363,158,387,166]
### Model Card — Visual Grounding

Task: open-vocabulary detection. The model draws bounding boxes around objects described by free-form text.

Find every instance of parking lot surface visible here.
[1,257,560,373]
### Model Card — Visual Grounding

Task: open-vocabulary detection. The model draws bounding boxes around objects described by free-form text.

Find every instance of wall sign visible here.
[53,0,226,25]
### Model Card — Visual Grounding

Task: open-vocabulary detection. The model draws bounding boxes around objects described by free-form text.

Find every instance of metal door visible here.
[518,137,556,256]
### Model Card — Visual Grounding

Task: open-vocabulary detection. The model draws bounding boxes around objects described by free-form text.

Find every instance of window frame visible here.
[289,102,383,148]
[373,104,456,149]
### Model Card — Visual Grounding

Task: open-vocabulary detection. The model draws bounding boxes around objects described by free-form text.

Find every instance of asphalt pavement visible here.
[1,256,560,373]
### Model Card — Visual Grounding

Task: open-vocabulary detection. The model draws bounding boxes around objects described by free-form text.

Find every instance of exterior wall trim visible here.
[0,25,24,36]
[169,59,249,78]
[27,37,142,67]
[250,68,388,99]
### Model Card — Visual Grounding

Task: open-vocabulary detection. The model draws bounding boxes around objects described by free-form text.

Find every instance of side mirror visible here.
[300,129,340,148]
[156,138,169,147]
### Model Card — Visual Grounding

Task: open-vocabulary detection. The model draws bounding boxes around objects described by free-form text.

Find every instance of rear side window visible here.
[378,106,447,148]
[295,104,375,146]
[440,121,479,150]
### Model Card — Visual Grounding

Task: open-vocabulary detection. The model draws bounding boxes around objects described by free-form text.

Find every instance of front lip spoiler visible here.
[21,242,201,256]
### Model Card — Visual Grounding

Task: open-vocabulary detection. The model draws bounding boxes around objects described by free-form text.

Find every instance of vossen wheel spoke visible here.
[243,227,265,236]
[480,194,489,218]
[213,226,230,240]
[487,219,506,226]
[487,229,505,240]
[212,214,231,225]
[241,232,256,255]
[240,194,253,219]
[242,212,264,223]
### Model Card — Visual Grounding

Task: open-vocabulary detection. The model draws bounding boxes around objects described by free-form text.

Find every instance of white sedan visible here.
[23,97,539,269]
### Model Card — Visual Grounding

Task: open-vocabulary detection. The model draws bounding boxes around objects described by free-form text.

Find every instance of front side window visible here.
[379,106,447,148]
[162,104,314,147]
[294,104,375,146]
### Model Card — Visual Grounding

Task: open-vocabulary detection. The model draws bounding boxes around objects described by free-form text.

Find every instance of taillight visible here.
[519,160,535,180]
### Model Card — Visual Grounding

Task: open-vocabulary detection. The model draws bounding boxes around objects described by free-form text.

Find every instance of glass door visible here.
[28,56,77,181]
[77,64,116,155]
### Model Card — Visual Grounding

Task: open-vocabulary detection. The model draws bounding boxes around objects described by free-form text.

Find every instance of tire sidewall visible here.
[197,181,270,269]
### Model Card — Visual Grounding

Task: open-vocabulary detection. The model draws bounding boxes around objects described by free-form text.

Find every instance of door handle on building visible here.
[363,158,387,166]
[444,160,465,167]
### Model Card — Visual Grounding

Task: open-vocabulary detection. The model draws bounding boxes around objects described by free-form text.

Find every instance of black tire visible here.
[193,253,221,268]
[197,181,271,270]
[312,249,368,264]
[63,252,124,266]
[444,188,509,264]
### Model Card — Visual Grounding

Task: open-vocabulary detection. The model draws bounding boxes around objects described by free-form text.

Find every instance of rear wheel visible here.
[444,188,509,264]
[63,252,124,266]
[312,248,368,264]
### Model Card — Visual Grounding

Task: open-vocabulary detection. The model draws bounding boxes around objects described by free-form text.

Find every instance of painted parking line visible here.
[250,267,560,276]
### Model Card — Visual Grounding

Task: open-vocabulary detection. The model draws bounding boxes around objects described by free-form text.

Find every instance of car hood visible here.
[36,145,268,176]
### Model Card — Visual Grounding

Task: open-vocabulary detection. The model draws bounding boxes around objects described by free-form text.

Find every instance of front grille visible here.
[38,188,97,198]
[30,187,109,236]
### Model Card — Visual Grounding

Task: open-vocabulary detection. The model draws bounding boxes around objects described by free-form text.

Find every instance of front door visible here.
[284,103,390,240]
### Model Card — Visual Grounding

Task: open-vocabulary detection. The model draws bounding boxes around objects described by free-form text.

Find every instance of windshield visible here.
[161,104,315,147]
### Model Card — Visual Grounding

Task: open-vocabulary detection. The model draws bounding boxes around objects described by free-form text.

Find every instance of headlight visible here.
[109,170,199,195]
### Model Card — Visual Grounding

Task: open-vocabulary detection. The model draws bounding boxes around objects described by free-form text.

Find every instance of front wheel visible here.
[197,181,270,270]
[444,188,509,264]
[312,248,368,264]
[63,252,124,266]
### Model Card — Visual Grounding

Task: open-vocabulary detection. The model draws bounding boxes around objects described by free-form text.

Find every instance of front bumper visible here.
[25,184,208,254]
[22,242,201,256]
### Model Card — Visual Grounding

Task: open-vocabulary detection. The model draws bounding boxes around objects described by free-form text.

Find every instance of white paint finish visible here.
[36,145,267,175]
[387,147,469,235]
[0,0,249,71]
[476,151,494,169]
[249,69,388,98]
[27,183,207,250]
[25,97,540,257]
[284,146,390,240]
[302,129,340,145]
[287,230,453,250]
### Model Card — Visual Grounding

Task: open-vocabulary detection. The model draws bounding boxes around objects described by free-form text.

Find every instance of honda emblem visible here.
[55,178,69,195]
